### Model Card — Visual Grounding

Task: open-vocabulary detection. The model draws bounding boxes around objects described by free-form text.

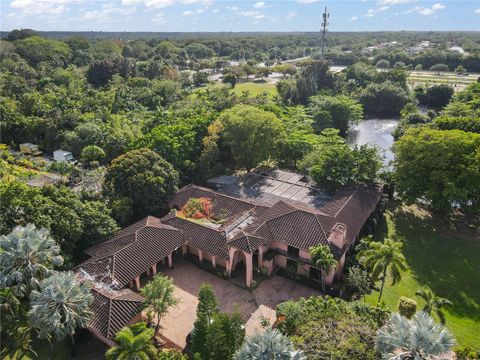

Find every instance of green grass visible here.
[365,205,480,350]
[232,80,277,98]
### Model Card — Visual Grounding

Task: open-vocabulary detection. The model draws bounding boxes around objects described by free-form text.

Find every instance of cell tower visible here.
[321,6,329,59]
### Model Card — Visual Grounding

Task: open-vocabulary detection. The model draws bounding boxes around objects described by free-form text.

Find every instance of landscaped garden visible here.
[365,204,480,349]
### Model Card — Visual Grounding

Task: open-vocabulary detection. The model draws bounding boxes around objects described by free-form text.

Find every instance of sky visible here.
[1,0,479,32]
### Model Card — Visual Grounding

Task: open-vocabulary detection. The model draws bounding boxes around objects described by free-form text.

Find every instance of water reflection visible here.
[347,118,399,165]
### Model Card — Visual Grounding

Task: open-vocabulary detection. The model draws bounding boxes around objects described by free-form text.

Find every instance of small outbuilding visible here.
[53,149,75,163]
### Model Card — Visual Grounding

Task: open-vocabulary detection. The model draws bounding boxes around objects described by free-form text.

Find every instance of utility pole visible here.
[321,6,329,59]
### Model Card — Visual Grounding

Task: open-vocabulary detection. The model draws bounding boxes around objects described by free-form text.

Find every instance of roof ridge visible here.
[250,201,297,234]
[313,212,330,243]
[334,188,358,218]
[106,297,113,339]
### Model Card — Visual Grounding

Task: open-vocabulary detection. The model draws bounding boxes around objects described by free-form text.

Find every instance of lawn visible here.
[232,80,277,98]
[365,204,480,350]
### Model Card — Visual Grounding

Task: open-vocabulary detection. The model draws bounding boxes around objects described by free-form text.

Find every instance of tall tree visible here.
[236,329,306,360]
[218,105,284,172]
[415,289,453,325]
[106,322,157,360]
[141,274,178,340]
[393,127,480,212]
[358,238,408,305]
[308,95,363,136]
[0,224,63,298]
[376,312,455,359]
[28,271,93,341]
[104,148,179,221]
[191,283,219,357]
[309,244,336,293]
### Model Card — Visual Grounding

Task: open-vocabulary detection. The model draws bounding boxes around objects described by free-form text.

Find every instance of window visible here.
[287,246,299,257]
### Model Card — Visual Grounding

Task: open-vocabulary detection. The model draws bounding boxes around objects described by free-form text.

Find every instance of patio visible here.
[151,258,321,349]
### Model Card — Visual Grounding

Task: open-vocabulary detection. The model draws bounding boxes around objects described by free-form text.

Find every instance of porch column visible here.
[182,244,187,256]
[151,264,157,276]
[245,252,253,288]
[212,256,216,269]
[258,247,264,268]
[198,250,203,262]
[168,253,173,268]
[130,279,134,288]
[146,267,151,276]
[135,276,141,291]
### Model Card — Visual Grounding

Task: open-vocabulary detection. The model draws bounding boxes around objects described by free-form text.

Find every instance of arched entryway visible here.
[228,248,253,288]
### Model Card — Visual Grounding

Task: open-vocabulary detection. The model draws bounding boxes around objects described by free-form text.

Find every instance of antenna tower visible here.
[321,6,329,59]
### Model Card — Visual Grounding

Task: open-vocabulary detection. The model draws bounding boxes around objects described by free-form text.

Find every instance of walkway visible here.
[152,258,320,349]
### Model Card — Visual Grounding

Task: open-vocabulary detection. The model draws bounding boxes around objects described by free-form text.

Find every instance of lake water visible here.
[347,118,400,165]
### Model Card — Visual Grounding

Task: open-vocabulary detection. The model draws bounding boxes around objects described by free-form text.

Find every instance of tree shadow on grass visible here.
[393,206,480,320]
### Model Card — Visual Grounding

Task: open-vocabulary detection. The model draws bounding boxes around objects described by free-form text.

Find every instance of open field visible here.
[365,204,480,349]
[408,70,478,90]
[232,80,278,98]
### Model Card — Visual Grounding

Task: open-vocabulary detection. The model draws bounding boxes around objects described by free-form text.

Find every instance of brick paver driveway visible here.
[154,258,320,349]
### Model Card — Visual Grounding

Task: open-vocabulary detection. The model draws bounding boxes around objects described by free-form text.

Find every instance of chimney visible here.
[328,223,347,249]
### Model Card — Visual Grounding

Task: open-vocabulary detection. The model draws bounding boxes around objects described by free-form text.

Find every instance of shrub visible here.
[397,296,417,319]
[455,346,480,360]
[179,197,212,219]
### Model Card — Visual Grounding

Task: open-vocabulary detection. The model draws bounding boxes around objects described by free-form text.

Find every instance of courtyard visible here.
[151,258,321,349]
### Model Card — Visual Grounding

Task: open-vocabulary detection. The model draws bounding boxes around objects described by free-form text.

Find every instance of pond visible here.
[347,118,400,165]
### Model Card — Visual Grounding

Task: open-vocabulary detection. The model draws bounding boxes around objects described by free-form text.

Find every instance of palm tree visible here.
[358,238,407,304]
[416,289,453,325]
[0,224,63,298]
[376,312,456,360]
[106,322,157,360]
[28,271,93,341]
[309,244,337,293]
[236,329,306,360]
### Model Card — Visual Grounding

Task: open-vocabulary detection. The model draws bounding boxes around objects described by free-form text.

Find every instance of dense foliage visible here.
[103,148,179,222]
[0,181,118,264]
[190,283,245,360]
[276,296,389,360]
[394,127,480,212]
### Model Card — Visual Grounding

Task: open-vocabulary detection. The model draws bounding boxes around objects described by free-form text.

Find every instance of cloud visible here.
[9,0,79,16]
[366,5,389,17]
[405,3,445,16]
[296,0,320,3]
[475,8,480,14]
[151,11,165,22]
[122,0,213,8]
[254,1,265,8]
[349,16,358,21]
[286,11,296,20]
[83,4,136,21]
[211,8,218,13]
[377,0,415,4]
[227,5,239,11]
[182,10,193,15]
[238,10,268,20]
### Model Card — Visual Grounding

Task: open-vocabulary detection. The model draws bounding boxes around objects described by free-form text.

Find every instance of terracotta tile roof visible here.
[162,215,229,260]
[262,210,330,251]
[227,232,267,254]
[332,185,384,244]
[76,216,184,287]
[88,286,144,341]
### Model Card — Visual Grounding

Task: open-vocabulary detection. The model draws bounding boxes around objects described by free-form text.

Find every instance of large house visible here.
[75,168,383,346]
